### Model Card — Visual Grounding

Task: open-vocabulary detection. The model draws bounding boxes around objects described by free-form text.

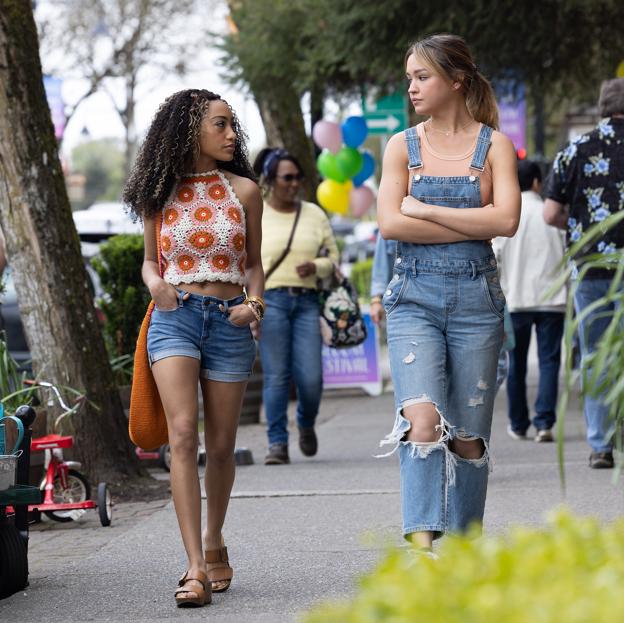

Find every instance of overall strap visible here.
[405,126,423,170]
[469,125,493,172]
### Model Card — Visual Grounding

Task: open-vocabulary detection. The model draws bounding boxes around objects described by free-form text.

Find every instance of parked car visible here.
[342,221,378,263]
[0,244,105,369]
[72,202,142,243]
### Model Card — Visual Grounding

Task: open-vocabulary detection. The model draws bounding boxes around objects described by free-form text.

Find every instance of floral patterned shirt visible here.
[544,117,624,277]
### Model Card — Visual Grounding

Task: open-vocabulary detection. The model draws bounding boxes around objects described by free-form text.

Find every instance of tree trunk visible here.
[123,69,137,180]
[310,83,325,160]
[255,84,318,202]
[0,2,145,488]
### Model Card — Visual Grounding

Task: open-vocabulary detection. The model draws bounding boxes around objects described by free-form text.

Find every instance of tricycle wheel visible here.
[43,469,90,522]
[0,522,28,598]
[158,444,171,471]
[97,483,113,527]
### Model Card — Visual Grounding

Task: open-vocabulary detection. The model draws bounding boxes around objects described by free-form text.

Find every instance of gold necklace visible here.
[426,118,474,137]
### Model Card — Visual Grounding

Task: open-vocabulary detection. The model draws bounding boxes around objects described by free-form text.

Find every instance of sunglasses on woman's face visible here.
[276,173,304,183]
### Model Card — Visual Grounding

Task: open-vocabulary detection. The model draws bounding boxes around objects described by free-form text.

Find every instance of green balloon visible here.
[317,150,347,183]
[336,147,364,179]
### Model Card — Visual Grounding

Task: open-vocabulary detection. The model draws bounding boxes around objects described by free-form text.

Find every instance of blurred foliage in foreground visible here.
[304,510,624,623]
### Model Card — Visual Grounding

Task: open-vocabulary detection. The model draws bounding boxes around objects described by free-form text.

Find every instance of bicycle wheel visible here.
[43,469,91,522]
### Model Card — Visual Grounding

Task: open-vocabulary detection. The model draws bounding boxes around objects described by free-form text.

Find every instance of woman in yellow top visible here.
[253,148,339,465]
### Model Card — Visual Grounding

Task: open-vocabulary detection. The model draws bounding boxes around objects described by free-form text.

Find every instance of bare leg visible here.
[152,356,205,599]
[201,378,247,551]
[403,403,441,550]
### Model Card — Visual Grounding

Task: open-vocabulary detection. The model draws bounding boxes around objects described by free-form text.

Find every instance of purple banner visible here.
[43,75,65,141]
[322,313,382,394]
[496,80,526,153]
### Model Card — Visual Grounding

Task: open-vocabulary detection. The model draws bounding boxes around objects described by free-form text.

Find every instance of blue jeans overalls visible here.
[379,124,505,538]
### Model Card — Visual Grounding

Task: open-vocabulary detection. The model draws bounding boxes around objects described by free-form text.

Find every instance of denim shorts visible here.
[146,291,256,382]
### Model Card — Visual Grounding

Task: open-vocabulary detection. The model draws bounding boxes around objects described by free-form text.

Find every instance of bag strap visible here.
[154,212,163,277]
[265,201,302,281]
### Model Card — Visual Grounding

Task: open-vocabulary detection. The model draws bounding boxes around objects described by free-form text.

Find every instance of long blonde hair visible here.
[405,34,499,130]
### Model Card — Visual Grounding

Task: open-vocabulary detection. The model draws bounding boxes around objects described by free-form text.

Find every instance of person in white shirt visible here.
[493,160,566,442]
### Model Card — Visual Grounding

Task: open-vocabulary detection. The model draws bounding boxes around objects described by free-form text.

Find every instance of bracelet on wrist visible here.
[245,295,265,312]
[245,300,263,322]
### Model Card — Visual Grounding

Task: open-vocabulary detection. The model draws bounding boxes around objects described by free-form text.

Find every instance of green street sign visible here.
[362,89,408,135]
[364,111,407,134]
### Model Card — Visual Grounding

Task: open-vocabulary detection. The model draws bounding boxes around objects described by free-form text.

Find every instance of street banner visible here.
[495,80,526,153]
[322,313,382,396]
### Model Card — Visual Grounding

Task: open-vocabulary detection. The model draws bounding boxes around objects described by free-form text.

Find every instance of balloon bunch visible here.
[313,117,376,217]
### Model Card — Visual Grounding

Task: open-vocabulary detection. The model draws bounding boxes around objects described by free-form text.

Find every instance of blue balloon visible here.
[341,116,368,148]
[352,151,375,186]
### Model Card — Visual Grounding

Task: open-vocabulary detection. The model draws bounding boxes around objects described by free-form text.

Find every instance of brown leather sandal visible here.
[175,570,211,607]
[205,546,233,592]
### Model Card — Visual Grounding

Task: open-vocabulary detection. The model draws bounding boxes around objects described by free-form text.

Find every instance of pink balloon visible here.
[312,120,342,154]
[349,185,376,217]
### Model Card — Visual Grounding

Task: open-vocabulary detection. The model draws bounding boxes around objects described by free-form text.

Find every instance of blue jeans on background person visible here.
[506,311,564,434]
[574,278,621,453]
[258,288,323,446]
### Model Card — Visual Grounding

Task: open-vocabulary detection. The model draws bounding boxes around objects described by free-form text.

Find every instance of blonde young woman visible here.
[377,34,520,552]
[124,89,263,607]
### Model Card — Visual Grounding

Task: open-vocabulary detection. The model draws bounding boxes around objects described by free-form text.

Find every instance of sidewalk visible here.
[1,366,622,622]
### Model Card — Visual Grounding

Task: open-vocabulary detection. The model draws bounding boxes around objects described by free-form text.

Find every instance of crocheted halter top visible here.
[160,170,246,286]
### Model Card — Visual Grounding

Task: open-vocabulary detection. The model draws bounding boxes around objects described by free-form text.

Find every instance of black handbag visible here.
[317,262,367,349]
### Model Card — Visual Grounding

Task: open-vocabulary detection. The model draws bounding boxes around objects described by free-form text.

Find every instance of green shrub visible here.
[350,258,373,301]
[91,234,150,361]
[304,510,624,623]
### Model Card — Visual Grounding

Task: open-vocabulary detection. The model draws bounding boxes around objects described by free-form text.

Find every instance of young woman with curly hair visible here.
[124,89,263,607]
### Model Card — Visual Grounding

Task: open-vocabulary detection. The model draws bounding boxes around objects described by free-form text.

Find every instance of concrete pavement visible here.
[1,364,622,622]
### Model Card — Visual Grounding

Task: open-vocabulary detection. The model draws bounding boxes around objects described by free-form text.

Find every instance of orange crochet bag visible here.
[128,214,168,450]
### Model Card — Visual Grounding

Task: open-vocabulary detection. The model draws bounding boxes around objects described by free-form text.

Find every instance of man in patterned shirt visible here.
[543,78,624,469]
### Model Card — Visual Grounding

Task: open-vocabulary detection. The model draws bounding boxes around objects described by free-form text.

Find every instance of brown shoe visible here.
[264,443,289,465]
[175,570,211,607]
[298,427,318,456]
[589,451,614,469]
[205,546,233,593]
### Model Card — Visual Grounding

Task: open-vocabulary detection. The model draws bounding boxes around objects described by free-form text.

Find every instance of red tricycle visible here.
[9,380,112,526]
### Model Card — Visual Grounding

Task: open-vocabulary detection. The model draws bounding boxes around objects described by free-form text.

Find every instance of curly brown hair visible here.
[123,89,255,219]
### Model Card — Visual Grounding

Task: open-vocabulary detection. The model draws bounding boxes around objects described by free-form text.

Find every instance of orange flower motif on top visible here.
[232,233,245,252]
[227,207,242,224]
[189,231,214,250]
[177,255,195,272]
[193,205,214,224]
[177,186,195,203]
[164,207,180,226]
[161,235,172,253]
[212,255,231,271]
[208,183,227,201]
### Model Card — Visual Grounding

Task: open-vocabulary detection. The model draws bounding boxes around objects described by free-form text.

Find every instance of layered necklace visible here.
[426,117,474,137]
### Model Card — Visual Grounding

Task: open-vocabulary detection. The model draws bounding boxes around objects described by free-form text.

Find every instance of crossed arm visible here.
[377,131,521,243]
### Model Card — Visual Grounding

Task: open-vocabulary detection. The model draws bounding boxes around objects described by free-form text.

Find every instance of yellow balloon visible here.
[617,60,624,78]
[317,179,351,215]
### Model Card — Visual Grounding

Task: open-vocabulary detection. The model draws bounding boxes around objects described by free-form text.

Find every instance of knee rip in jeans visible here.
[376,395,491,487]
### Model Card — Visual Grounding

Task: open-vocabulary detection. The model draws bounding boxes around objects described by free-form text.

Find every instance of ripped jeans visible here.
[380,252,504,539]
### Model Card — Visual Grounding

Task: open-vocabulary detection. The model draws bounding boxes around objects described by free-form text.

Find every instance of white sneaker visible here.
[506,425,528,441]
[535,429,554,443]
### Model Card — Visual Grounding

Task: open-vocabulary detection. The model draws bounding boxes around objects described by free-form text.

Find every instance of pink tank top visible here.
[160,170,246,286]
[415,122,493,204]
